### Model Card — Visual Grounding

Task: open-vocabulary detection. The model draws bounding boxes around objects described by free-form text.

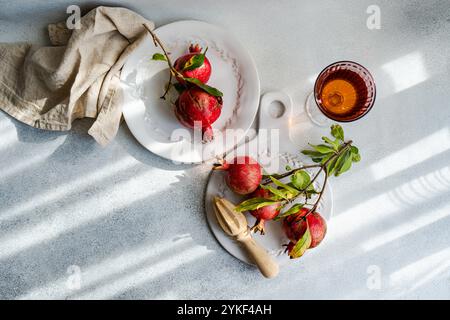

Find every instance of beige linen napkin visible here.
[0,6,154,146]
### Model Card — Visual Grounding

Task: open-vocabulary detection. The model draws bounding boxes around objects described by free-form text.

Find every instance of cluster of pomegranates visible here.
[214,156,327,259]
[171,44,223,142]
[145,25,224,142]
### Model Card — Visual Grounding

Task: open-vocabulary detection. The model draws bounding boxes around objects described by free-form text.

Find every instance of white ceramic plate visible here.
[205,151,333,266]
[205,91,333,266]
[120,20,260,163]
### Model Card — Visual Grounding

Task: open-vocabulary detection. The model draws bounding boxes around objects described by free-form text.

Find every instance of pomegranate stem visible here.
[143,24,185,99]
[261,164,321,185]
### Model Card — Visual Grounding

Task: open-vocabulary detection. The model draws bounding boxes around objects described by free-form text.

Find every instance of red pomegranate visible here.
[282,208,327,257]
[214,156,262,195]
[174,44,212,84]
[249,188,281,235]
[175,87,222,142]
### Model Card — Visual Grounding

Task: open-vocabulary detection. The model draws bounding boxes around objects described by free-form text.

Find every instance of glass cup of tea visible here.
[305,61,376,126]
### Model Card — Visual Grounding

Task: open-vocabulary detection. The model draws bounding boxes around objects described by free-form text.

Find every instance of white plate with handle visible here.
[205,91,333,265]
[120,20,260,163]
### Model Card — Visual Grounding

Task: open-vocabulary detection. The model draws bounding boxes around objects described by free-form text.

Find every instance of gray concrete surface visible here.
[0,0,449,299]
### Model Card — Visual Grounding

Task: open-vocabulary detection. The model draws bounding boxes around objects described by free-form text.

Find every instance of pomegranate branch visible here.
[237,125,360,224]
[143,24,184,99]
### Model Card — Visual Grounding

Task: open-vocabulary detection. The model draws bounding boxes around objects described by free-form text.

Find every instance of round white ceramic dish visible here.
[121,20,260,163]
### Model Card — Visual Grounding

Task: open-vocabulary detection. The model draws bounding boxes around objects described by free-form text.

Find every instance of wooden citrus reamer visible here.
[213,197,279,278]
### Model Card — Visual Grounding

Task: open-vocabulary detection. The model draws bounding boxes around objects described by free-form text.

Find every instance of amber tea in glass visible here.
[305,61,376,126]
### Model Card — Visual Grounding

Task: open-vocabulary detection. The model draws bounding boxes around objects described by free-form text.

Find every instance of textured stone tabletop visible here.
[0,0,449,299]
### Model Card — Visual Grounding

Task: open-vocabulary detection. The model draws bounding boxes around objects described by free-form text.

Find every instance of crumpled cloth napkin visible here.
[0,6,154,146]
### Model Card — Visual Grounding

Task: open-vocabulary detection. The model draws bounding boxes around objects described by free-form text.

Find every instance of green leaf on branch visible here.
[151,53,167,61]
[274,203,304,221]
[182,51,206,71]
[261,184,289,201]
[270,176,300,197]
[301,150,328,163]
[322,136,340,151]
[184,78,223,97]
[337,151,353,176]
[301,150,325,158]
[289,223,312,259]
[352,153,361,163]
[351,146,361,162]
[331,124,345,141]
[326,156,338,176]
[291,170,311,190]
[235,197,278,212]
[334,149,351,176]
[321,153,334,165]
[309,143,336,155]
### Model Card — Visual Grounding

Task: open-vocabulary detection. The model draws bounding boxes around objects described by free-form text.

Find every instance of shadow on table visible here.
[115,120,194,172]
[0,164,258,299]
